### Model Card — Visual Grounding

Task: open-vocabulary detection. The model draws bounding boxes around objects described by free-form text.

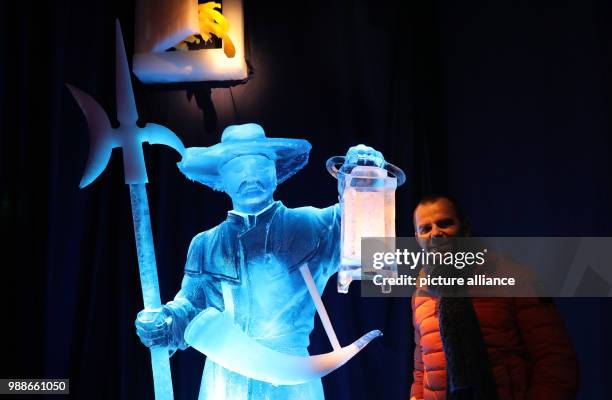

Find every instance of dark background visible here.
[2,0,612,399]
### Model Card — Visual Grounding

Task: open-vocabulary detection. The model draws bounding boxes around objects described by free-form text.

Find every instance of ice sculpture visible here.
[134,124,388,399]
[68,14,397,400]
[327,147,406,293]
[69,21,184,400]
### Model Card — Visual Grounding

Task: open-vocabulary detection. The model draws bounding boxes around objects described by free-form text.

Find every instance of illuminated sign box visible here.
[133,0,248,83]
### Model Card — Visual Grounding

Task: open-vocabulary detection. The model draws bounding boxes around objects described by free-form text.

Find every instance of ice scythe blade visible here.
[184,264,382,385]
[185,308,382,385]
[68,20,184,400]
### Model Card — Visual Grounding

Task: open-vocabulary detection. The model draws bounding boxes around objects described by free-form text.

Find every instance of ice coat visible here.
[165,201,341,400]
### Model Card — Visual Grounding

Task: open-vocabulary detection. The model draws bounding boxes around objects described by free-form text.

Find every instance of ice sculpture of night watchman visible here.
[136,123,403,399]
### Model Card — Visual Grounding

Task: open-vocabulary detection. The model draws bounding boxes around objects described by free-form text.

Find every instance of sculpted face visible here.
[414,197,463,251]
[219,154,277,213]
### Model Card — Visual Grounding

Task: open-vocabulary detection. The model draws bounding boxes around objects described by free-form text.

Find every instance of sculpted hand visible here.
[335,145,387,199]
[135,307,173,348]
[345,144,385,168]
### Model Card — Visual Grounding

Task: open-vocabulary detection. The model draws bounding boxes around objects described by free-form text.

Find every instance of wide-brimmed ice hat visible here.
[177,123,312,190]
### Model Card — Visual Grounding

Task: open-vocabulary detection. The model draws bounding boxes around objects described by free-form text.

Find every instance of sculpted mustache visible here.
[238,181,265,192]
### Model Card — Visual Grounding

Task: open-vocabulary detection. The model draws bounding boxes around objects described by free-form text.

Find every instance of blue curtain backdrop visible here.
[2,0,611,399]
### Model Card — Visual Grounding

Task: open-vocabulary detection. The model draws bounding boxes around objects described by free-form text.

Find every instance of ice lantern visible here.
[327,154,406,293]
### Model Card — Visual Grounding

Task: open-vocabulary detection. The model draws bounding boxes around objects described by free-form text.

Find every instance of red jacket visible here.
[410,295,579,400]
